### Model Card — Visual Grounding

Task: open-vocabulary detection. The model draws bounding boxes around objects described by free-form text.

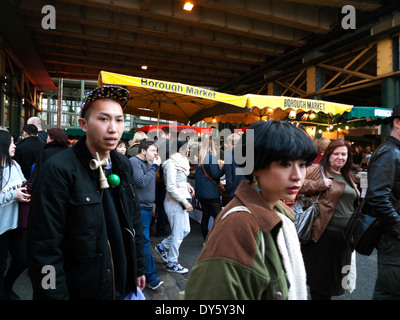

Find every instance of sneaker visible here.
[155,244,168,263]
[146,279,164,290]
[166,262,188,274]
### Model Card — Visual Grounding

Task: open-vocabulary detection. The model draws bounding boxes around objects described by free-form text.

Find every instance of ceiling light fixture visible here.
[141,65,148,70]
[183,1,194,11]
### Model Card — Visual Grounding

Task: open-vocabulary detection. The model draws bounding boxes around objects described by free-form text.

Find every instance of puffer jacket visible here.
[299,164,360,242]
[365,136,400,234]
[27,136,145,300]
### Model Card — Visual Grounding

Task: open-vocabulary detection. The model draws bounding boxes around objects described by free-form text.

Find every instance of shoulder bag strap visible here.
[202,165,218,186]
[315,164,326,202]
[220,206,265,261]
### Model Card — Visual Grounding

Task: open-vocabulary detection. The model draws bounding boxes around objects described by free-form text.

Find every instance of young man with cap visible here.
[27,86,146,300]
[365,104,400,299]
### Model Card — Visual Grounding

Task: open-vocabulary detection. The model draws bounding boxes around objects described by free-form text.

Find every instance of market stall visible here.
[98,71,247,126]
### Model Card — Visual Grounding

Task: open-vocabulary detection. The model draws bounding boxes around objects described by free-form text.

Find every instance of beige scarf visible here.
[169,152,190,176]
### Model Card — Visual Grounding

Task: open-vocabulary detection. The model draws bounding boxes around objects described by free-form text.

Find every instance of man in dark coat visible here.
[27,86,145,300]
[365,104,400,300]
[27,116,47,144]
[13,124,43,179]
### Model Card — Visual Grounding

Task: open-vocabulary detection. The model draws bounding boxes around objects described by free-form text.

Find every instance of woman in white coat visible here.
[155,140,194,274]
[0,128,30,299]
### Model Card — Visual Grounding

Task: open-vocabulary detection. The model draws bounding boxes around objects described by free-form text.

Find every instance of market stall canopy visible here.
[202,107,290,125]
[341,106,392,121]
[245,94,353,115]
[138,124,212,134]
[202,94,353,125]
[324,105,394,132]
[65,126,133,140]
[98,71,247,124]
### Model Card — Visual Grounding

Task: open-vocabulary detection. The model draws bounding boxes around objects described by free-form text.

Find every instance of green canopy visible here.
[342,106,392,120]
[297,106,393,132]
[65,126,133,140]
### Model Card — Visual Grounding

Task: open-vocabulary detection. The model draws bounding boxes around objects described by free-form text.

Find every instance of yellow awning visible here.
[98,71,247,124]
[245,94,353,115]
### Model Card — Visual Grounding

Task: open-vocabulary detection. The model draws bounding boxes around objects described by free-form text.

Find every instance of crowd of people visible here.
[1,85,400,300]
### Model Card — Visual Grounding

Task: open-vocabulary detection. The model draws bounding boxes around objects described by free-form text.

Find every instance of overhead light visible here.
[141,65,148,70]
[288,110,297,119]
[183,1,194,11]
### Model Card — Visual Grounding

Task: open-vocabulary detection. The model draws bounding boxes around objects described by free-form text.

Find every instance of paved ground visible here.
[13,218,377,300]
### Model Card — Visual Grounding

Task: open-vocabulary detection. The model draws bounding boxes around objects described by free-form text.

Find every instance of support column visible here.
[8,90,21,139]
[378,36,400,141]
[267,82,281,95]
[307,66,325,99]
[57,78,63,128]
[0,46,5,126]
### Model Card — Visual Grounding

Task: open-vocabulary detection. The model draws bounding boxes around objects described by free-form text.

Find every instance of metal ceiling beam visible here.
[40,52,239,79]
[195,0,333,34]
[36,41,250,73]
[280,0,382,11]
[20,8,284,58]
[54,0,305,47]
[31,28,264,66]
[0,0,55,91]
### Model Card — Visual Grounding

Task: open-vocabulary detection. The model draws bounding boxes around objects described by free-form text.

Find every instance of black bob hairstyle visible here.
[238,120,317,182]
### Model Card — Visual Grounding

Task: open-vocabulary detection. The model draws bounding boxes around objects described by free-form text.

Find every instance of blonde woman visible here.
[194,135,225,241]
[223,133,246,204]
[127,131,148,158]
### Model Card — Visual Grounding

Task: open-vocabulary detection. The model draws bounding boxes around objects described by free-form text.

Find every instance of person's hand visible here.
[153,155,162,166]
[323,178,332,189]
[185,202,193,212]
[137,275,146,291]
[16,187,30,203]
[187,184,195,197]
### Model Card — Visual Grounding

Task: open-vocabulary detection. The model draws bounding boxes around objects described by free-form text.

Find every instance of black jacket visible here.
[30,141,68,181]
[365,136,400,234]
[13,136,43,179]
[27,137,145,299]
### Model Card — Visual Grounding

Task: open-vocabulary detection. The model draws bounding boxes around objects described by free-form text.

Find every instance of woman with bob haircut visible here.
[185,120,317,300]
[299,139,360,300]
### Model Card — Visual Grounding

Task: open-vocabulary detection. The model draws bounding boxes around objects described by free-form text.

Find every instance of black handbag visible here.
[344,199,400,256]
[292,195,320,244]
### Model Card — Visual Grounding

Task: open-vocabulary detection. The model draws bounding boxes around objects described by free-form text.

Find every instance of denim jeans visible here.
[161,198,190,264]
[140,207,158,285]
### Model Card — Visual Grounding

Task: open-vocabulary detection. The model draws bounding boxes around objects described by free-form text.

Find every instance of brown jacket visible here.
[299,164,360,242]
[185,181,295,300]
